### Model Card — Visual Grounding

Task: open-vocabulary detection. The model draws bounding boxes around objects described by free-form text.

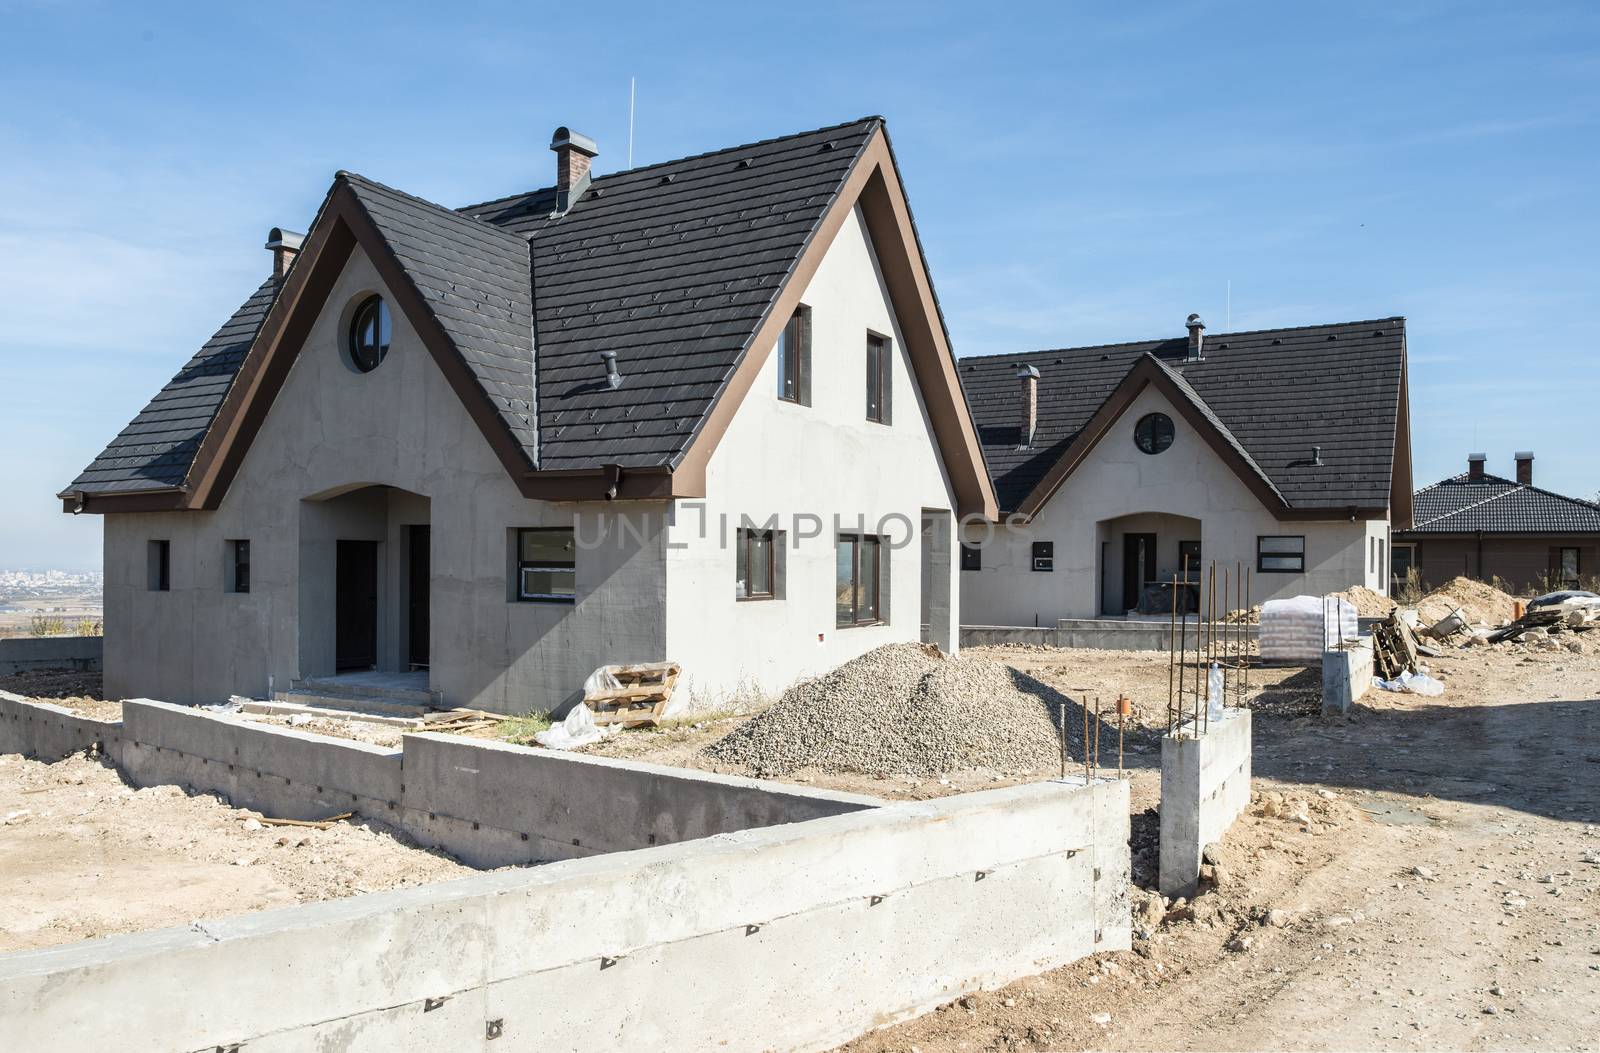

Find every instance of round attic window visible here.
[1134,412,1174,455]
[348,295,391,373]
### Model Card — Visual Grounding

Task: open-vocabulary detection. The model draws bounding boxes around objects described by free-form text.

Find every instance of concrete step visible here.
[274,690,432,719]
[294,676,440,707]
[240,698,423,728]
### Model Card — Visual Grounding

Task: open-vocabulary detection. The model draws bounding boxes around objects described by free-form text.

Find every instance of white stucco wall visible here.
[104,246,667,712]
[663,206,960,705]
[960,384,1387,626]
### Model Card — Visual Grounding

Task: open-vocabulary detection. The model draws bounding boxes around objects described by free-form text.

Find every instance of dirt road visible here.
[837,647,1600,1052]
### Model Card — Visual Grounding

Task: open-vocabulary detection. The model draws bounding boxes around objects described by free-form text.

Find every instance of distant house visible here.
[58,118,996,711]
[957,315,1414,625]
[1394,453,1600,592]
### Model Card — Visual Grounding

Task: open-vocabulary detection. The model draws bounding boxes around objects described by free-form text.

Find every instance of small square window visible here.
[960,543,982,572]
[1031,541,1054,572]
[226,539,250,594]
[775,306,810,404]
[147,540,170,592]
[516,528,576,602]
[1257,535,1306,573]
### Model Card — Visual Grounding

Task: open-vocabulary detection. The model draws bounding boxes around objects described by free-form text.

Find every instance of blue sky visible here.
[2,0,1596,570]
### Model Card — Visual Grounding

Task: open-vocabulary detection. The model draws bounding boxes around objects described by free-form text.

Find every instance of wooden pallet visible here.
[584,662,681,727]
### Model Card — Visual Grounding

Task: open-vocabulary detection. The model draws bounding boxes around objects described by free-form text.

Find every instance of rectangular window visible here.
[1031,541,1054,572]
[147,540,170,592]
[960,543,982,572]
[227,539,250,594]
[736,529,778,600]
[865,333,891,424]
[1558,546,1580,587]
[836,534,884,627]
[775,306,810,404]
[1369,537,1377,574]
[516,528,576,602]
[1178,540,1202,581]
[1257,535,1306,573]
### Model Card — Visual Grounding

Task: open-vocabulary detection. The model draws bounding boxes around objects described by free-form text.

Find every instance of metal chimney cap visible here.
[265,228,305,251]
[1468,452,1487,461]
[550,127,599,157]
[1015,364,1040,379]
[1514,450,1535,459]
[1185,313,1205,329]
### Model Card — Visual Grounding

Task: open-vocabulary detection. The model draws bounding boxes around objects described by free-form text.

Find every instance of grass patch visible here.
[497,710,553,744]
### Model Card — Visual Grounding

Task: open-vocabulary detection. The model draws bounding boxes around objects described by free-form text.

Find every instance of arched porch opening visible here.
[1096,512,1202,616]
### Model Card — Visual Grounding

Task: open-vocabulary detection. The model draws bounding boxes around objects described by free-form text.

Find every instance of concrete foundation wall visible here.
[960,619,1259,652]
[1159,708,1252,899]
[1,695,877,868]
[1321,641,1374,715]
[0,776,1129,1053]
[0,635,102,675]
[961,385,1388,626]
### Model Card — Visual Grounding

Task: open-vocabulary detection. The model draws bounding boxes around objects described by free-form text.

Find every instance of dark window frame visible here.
[1557,546,1581,586]
[836,533,884,628]
[1134,412,1175,455]
[227,539,250,594]
[1178,540,1202,581]
[1031,540,1054,572]
[865,331,892,424]
[775,305,810,405]
[736,528,778,601]
[959,543,982,572]
[1257,535,1306,574]
[148,539,170,592]
[348,295,391,374]
[515,527,577,603]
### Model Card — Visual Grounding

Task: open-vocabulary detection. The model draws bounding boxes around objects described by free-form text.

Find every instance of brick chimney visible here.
[1016,365,1040,448]
[265,227,304,282]
[1185,313,1205,361]
[550,127,598,214]
[1515,451,1534,485]
[1467,453,1487,481]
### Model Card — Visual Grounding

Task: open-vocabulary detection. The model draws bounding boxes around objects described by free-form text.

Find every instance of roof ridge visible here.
[338,171,524,242]
[1412,483,1525,529]
[958,315,1406,363]
[458,116,884,213]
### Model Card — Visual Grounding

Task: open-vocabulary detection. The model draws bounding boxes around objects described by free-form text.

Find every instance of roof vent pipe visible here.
[1514,450,1534,485]
[1311,445,1323,466]
[600,350,624,390]
[1467,453,1487,481]
[1016,365,1040,448]
[1185,313,1205,361]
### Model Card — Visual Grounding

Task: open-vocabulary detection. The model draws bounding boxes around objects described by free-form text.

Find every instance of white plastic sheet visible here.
[534,703,615,750]
[1375,670,1444,697]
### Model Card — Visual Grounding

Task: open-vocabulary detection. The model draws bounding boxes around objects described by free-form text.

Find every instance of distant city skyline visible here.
[2,1,1597,569]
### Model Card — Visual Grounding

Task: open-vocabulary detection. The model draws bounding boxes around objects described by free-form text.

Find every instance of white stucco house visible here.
[957,315,1413,626]
[61,118,997,712]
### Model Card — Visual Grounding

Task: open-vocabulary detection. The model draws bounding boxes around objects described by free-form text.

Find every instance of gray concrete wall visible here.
[0,690,118,761]
[960,620,1258,652]
[0,776,1129,1053]
[0,635,102,675]
[2,696,878,868]
[1321,640,1374,715]
[1159,708,1252,899]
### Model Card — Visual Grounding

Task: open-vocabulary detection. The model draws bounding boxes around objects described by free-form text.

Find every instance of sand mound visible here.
[701,644,1071,778]
[1332,586,1397,618]
[1415,576,1518,626]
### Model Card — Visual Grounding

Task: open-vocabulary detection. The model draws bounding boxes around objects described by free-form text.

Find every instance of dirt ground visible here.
[0,751,491,954]
[830,644,1600,1053]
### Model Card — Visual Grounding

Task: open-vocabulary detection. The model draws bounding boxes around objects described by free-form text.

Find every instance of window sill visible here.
[835,620,884,630]
[1254,568,1303,575]
[513,597,576,605]
[736,595,780,603]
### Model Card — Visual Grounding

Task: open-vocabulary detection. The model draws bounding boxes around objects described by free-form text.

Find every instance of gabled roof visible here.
[1401,472,1600,535]
[960,318,1410,520]
[64,118,997,518]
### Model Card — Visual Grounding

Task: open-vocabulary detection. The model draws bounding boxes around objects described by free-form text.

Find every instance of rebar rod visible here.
[1093,695,1101,771]
[1177,580,1188,734]
[1222,564,1230,710]
[1059,701,1067,778]
[1168,573,1178,734]
[1083,695,1091,782]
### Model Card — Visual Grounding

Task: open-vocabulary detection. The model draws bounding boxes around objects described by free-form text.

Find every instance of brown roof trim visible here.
[60,489,186,515]
[183,180,536,510]
[1013,355,1292,522]
[669,128,999,520]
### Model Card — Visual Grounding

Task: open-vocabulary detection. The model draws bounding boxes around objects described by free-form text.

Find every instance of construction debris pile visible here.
[1482,591,1600,649]
[701,644,1072,778]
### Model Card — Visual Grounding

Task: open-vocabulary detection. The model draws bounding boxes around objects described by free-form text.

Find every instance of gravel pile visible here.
[701,644,1078,778]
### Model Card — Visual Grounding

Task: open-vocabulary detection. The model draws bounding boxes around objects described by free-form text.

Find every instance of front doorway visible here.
[1122,533,1157,615]
[407,525,431,670]
[336,540,379,671]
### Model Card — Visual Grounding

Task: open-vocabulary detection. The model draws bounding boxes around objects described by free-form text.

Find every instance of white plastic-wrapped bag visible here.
[1260,595,1358,663]
[534,703,613,750]
[1375,671,1444,697]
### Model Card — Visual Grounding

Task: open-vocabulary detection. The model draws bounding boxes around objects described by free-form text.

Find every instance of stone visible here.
[1202,842,1222,865]
[242,818,263,832]
[1267,909,1292,928]
[1409,865,1435,881]
[1091,1012,1112,1026]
